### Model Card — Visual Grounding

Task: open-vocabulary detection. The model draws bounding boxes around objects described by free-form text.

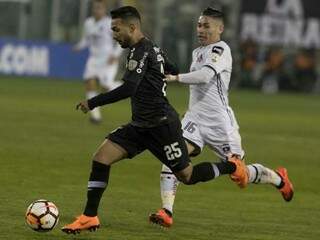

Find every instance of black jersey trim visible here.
[161,171,174,175]
[203,65,217,76]
[217,75,233,124]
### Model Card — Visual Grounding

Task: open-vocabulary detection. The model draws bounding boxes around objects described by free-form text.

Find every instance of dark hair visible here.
[202,7,224,20]
[110,6,141,22]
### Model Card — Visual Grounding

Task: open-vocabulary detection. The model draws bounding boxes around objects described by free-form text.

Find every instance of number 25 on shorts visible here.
[164,142,182,161]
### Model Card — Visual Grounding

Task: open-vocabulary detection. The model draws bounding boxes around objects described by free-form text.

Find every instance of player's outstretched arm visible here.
[164,74,179,82]
[165,66,214,84]
[86,80,138,110]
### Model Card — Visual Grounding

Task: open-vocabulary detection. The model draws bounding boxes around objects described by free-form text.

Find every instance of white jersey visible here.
[77,16,122,59]
[188,41,239,133]
[180,41,244,159]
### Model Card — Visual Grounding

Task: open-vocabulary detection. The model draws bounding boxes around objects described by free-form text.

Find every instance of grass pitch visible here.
[0,76,319,240]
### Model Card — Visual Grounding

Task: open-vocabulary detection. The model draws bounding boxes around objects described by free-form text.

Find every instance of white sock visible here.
[160,165,179,214]
[86,91,101,120]
[247,163,282,187]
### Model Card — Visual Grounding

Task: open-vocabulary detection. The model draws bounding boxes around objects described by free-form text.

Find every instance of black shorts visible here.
[108,119,190,172]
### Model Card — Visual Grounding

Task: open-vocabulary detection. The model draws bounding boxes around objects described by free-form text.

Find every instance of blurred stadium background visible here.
[1,1,320,240]
[1,0,320,93]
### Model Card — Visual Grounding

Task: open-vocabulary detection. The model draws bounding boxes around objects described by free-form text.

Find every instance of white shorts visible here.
[83,56,121,90]
[181,111,245,161]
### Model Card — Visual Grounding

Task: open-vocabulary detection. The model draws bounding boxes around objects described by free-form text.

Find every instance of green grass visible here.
[0,76,320,240]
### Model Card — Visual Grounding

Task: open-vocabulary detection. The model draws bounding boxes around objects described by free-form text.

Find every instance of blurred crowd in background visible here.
[240,40,318,93]
[0,0,319,93]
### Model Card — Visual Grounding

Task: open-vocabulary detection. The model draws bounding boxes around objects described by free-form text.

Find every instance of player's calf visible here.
[175,162,218,185]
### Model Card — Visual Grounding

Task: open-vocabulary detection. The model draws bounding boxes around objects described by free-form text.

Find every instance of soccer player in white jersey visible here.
[74,0,122,123]
[149,7,294,228]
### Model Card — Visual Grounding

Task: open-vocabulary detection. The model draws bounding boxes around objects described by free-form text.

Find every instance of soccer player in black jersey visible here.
[62,6,247,234]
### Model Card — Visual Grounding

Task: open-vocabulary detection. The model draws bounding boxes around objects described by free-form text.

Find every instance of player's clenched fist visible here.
[164,74,179,82]
[76,100,90,113]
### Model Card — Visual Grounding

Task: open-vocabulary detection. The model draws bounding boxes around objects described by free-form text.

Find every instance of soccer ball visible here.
[25,199,59,232]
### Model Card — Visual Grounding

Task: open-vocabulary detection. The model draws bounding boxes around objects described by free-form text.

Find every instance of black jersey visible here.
[87,37,179,128]
[123,38,178,127]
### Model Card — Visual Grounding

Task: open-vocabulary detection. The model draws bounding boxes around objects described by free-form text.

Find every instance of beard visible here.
[117,37,131,48]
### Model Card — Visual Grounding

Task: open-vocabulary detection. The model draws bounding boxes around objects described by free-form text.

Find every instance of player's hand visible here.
[164,74,179,82]
[76,100,90,113]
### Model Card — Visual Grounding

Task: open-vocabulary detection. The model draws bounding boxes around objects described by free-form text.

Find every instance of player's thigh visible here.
[93,139,127,165]
[145,119,190,173]
[107,124,146,160]
[205,128,245,161]
[84,78,98,91]
[181,112,204,156]
[83,57,98,81]
[98,64,120,91]
[228,130,245,159]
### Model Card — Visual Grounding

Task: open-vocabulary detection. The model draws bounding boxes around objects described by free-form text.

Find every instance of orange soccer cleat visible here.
[61,214,100,234]
[149,208,173,228]
[276,167,294,202]
[229,155,248,188]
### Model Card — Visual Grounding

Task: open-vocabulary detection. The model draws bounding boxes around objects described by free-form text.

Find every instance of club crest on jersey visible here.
[127,59,138,71]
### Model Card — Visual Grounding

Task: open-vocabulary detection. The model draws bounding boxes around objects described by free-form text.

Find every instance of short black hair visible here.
[110,6,141,22]
[202,7,224,20]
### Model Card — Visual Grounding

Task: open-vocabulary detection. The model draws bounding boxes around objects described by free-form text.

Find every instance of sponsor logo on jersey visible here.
[138,52,148,68]
[211,46,224,62]
[212,46,224,55]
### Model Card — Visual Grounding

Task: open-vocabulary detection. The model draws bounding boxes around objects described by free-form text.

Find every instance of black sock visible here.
[163,208,173,217]
[215,161,236,174]
[276,173,285,189]
[188,162,216,185]
[84,161,110,217]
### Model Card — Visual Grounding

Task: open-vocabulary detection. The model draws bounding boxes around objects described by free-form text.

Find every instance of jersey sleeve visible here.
[122,47,149,87]
[75,20,90,49]
[203,45,230,74]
